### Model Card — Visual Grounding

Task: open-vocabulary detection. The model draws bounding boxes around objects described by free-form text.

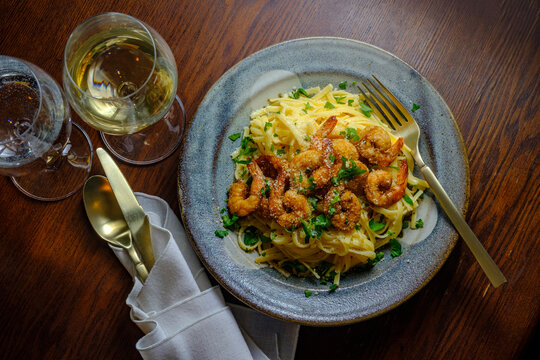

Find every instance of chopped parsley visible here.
[222,213,239,229]
[415,219,424,228]
[402,221,409,229]
[264,122,272,132]
[307,176,316,190]
[369,218,385,232]
[412,103,420,112]
[338,81,347,89]
[214,230,228,238]
[390,238,402,258]
[330,190,340,204]
[243,229,259,246]
[301,215,332,243]
[324,101,335,109]
[334,96,346,104]
[329,283,339,293]
[403,195,413,205]
[360,102,373,117]
[232,137,257,164]
[343,127,360,141]
[243,226,273,246]
[332,157,366,184]
[304,289,313,298]
[276,148,286,156]
[308,196,318,210]
[228,132,241,141]
[366,251,384,267]
[261,182,271,195]
[282,260,308,275]
[302,102,313,114]
[347,99,354,106]
[290,87,310,99]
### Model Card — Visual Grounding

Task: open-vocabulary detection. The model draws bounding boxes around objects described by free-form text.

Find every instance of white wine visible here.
[65,27,176,134]
[0,72,68,176]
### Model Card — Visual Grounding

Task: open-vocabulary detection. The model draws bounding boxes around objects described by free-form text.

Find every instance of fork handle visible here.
[420,166,507,287]
[126,244,149,283]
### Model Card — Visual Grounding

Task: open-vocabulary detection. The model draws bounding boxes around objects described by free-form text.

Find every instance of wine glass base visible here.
[11,122,93,201]
[100,95,186,165]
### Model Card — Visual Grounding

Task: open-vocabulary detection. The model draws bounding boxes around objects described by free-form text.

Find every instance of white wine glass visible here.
[62,12,186,165]
[0,55,93,201]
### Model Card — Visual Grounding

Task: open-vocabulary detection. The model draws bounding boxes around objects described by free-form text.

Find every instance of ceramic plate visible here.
[178,37,469,325]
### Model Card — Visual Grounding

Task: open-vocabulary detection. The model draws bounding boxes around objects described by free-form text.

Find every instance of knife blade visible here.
[96,148,155,271]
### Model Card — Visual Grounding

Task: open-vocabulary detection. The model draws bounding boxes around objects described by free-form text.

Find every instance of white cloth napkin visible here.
[109,193,300,360]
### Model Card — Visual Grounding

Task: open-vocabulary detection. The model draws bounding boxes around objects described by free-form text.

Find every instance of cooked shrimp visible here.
[290,116,337,191]
[332,138,359,161]
[256,155,289,179]
[355,126,404,167]
[269,172,311,228]
[228,160,265,216]
[365,160,408,207]
[323,185,362,231]
[344,160,369,195]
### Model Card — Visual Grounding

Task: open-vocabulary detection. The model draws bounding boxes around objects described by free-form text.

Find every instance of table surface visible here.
[1,0,538,359]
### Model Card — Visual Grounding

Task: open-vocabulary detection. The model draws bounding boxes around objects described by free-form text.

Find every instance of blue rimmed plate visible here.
[177,37,469,325]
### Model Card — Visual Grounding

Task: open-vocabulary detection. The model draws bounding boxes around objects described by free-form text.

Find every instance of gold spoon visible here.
[83,175,149,282]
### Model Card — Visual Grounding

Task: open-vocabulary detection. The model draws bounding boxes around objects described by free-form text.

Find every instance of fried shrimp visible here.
[356,126,404,167]
[323,186,362,231]
[365,160,408,207]
[290,116,337,191]
[332,138,359,161]
[344,161,369,195]
[228,160,265,216]
[269,172,311,228]
[255,155,288,219]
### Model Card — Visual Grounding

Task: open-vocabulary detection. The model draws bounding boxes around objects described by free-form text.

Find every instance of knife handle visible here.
[126,243,149,283]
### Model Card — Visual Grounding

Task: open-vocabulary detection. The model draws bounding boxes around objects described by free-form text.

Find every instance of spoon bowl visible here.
[83,175,149,281]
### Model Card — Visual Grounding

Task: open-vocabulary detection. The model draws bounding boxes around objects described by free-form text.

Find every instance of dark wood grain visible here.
[0,0,538,359]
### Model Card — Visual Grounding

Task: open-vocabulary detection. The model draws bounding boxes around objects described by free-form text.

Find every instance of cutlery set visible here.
[83,148,155,282]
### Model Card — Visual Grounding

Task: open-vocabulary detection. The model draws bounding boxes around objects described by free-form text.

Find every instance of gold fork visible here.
[358,76,506,288]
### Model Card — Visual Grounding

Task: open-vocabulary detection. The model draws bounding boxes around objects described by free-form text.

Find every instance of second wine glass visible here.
[62,12,185,165]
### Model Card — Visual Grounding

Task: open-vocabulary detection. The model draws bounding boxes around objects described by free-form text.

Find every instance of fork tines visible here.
[357,76,411,130]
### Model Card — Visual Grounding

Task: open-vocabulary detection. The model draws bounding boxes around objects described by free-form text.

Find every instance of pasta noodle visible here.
[226,84,429,286]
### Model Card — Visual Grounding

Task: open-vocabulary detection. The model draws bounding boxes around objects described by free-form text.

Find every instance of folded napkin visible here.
[109,193,299,360]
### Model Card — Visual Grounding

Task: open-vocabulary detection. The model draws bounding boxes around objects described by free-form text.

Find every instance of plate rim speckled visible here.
[177,37,470,326]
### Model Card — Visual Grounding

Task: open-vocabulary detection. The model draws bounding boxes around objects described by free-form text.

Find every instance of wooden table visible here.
[1,0,538,359]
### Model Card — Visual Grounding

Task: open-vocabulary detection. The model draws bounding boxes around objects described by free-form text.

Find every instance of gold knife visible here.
[96,148,155,271]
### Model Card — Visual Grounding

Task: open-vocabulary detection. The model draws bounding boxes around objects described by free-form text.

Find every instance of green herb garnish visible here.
[360,103,373,117]
[403,195,413,205]
[415,219,424,228]
[302,102,313,114]
[369,218,385,232]
[334,96,346,104]
[324,101,335,109]
[264,122,272,132]
[344,128,360,141]
[329,283,338,293]
[390,238,402,258]
[290,88,310,99]
[214,230,228,238]
[338,81,347,89]
[228,133,241,141]
[367,251,384,267]
[304,289,313,298]
[412,103,420,112]
[308,196,318,210]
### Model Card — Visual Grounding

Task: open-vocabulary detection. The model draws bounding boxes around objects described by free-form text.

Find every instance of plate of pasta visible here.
[178,37,469,325]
